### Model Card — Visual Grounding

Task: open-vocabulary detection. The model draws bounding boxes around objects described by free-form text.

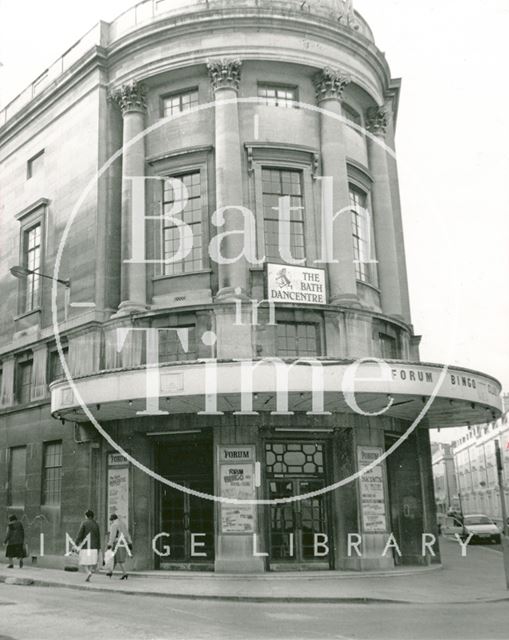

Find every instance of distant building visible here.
[432,443,458,516]
[452,413,509,523]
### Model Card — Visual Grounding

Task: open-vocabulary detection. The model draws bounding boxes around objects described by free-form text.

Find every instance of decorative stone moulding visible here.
[207,58,242,92]
[366,106,390,136]
[313,67,352,102]
[302,0,360,29]
[110,80,147,115]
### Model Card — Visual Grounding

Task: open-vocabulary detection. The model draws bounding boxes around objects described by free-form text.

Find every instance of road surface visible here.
[0,583,507,640]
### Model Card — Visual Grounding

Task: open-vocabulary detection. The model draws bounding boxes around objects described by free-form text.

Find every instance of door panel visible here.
[299,480,328,561]
[268,477,330,564]
[269,481,296,560]
[160,486,187,561]
[156,439,214,564]
[188,480,214,559]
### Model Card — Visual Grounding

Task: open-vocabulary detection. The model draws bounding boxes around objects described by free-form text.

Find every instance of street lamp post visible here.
[452,452,464,518]
[494,439,509,589]
[9,265,70,288]
[10,265,71,319]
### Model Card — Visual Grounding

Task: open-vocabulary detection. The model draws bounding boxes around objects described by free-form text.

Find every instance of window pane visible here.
[380,333,398,359]
[263,169,305,264]
[277,323,319,357]
[49,348,68,383]
[158,326,197,362]
[162,172,203,274]
[350,186,376,284]
[42,441,62,506]
[24,223,42,312]
[8,447,27,506]
[163,89,199,117]
[17,360,33,404]
[258,85,297,108]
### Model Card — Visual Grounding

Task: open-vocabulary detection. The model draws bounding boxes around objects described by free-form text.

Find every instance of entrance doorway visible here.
[155,436,214,568]
[385,434,425,565]
[266,442,331,569]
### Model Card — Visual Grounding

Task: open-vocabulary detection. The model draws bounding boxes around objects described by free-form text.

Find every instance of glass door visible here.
[155,438,214,566]
[159,480,214,563]
[266,441,331,567]
[269,478,329,564]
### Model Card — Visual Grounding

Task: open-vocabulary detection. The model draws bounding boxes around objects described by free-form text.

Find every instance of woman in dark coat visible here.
[4,515,25,568]
[75,509,101,582]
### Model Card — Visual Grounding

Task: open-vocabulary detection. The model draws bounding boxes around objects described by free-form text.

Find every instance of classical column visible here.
[366,106,403,319]
[383,101,412,324]
[208,59,249,301]
[314,68,358,306]
[111,81,148,314]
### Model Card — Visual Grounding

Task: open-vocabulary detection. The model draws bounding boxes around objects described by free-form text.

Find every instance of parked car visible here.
[442,513,501,544]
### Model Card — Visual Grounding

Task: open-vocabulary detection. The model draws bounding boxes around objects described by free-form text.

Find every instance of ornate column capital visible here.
[207,58,242,93]
[313,67,351,103]
[110,80,147,115]
[366,106,390,137]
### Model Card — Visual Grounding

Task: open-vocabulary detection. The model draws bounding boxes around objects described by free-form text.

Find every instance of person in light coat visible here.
[75,510,101,582]
[107,513,132,580]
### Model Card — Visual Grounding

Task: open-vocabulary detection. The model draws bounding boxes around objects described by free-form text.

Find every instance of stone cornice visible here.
[207,58,242,92]
[109,80,147,114]
[313,67,351,102]
[106,12,390,104]
[0,47,108,147]
[1,9,390,136]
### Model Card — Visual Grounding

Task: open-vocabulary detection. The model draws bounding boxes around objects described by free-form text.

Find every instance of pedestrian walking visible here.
[75,509,101,582]
[3,515,25,569]
[107,513,132,580]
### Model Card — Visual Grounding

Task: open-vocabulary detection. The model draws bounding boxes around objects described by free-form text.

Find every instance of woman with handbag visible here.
[107,513,132,580]
[75,509,101,582]
[4,515,25,569]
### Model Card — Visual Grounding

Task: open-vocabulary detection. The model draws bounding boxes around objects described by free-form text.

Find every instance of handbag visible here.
[104,549,115,573]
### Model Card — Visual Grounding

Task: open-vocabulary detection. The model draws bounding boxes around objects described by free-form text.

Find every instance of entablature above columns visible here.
[105,13,393,109]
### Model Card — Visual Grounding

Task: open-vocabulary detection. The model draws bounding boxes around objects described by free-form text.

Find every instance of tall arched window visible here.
[349,184,377,285]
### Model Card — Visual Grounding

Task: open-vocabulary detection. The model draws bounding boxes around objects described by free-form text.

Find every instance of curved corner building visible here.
[0,0,502,572]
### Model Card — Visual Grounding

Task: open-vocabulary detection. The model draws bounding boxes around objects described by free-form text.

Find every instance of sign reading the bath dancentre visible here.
[267,264,327,305]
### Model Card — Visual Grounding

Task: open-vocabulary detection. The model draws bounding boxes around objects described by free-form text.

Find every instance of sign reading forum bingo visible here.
[267,264,327,305]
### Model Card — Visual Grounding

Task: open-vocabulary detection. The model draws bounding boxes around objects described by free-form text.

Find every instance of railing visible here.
[0,23,103,128]
[0,0,372,128]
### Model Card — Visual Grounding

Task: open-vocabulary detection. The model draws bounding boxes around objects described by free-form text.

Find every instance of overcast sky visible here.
[0,0,507,444]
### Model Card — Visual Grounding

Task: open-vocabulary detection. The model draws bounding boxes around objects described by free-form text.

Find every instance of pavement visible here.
[0,537,508,605]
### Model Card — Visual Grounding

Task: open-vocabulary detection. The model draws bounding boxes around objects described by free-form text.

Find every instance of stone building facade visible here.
[0,0,502,573]
[431,443,459,517]
[452,415,509,526]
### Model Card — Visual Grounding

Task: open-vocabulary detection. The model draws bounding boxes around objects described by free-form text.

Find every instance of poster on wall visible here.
[357,446,387,533]
[107,453,129,529]
[219,447,256,534]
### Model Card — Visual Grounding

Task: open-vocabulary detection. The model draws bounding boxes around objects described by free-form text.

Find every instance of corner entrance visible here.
[266,442,332,570]
[155,436,214,569]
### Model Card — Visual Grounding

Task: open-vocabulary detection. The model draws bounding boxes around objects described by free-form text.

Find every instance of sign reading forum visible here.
[267,264,327,305]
